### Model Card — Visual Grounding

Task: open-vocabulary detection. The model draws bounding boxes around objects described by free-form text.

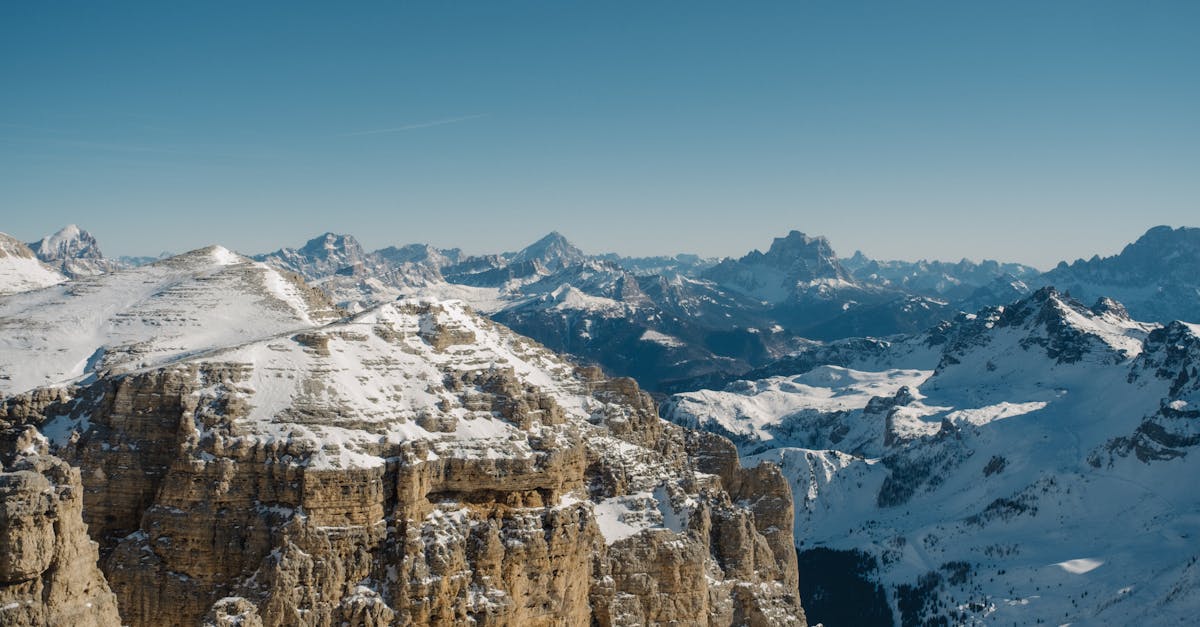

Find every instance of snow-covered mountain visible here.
[251,226,1200,395]
[0,245,339,396]
[843,252,1041,301]
[505,230,587,272]
[1038,225,1200,323]
[27,224,127,277]
[664,287,1200,625]
[0,232,67,295]
[703,230,858,304]
[254,232,377,281]
[255,232,806,391]
[698,231,957,340]
[0,245,805,625]
[597,252,718,276]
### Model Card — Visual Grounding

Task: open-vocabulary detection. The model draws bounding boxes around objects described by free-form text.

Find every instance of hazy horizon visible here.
[3,1,1197,267]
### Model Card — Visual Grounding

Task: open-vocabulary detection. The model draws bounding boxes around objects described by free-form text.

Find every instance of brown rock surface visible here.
[7,299,805,626]
[0,426,121,626]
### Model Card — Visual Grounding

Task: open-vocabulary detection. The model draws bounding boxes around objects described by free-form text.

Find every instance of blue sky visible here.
[2,1,1197,267]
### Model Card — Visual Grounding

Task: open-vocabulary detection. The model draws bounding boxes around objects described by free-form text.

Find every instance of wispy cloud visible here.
[336,114,488,137]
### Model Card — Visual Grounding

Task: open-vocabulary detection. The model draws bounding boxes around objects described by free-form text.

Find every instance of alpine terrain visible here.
[664,287,1200,625]
[2,222,1198,626]
[0,243,805,626]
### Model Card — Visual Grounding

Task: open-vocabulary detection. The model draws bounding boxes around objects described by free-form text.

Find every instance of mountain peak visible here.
[756,230,848,280]
[510,231,585,270]
[30,224,104,262]
[300,232,363,257]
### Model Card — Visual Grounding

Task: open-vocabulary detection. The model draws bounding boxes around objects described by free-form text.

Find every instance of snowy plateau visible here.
[1,223,1199,626]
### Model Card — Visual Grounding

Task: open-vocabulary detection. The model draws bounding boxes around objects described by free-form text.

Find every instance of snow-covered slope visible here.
[0,232,66,295]
[155,299,602,471]
[0,245,339,396]
[665,287,1200,625]
[665,366,932,456]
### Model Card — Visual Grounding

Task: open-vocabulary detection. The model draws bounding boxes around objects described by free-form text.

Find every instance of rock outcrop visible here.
[4,299,806,626]
[0,426,121,626]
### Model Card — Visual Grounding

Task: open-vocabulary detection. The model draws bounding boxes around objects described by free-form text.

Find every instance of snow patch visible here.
[1054,558,1104,575]
[640,329,685,348]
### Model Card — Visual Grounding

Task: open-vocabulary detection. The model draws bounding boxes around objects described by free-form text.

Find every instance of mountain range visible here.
[2,222,1199,625]
[4,224,1199,396]
[0,243,802,626]
[663,287,1200,625]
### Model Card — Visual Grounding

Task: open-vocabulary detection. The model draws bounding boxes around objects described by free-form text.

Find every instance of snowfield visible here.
[0,246,337,397]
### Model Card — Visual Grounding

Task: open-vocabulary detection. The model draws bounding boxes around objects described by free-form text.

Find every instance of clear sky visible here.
[2,1,1197,268]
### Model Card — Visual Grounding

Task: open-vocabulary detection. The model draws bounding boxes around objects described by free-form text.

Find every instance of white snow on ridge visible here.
[666,366,931,444]
[1052,294,1154,357]
[545,284,624,313]
[0,232,67,295]
[0,254,66,295]
[173,299,598,469]
[0,246,335,397]
[393,282,512,314]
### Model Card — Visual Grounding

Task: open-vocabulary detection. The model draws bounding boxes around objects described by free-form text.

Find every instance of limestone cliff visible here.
[5,299,805,626]
[0,426,121,626]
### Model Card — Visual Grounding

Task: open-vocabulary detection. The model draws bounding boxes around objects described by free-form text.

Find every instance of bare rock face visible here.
[0,426,121,626]
[12,300,806,626]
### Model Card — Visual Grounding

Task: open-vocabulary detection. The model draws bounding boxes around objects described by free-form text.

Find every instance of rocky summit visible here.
[0,246,806,626]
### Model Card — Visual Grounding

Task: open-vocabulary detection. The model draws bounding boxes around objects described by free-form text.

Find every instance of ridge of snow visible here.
[0,247,332,397]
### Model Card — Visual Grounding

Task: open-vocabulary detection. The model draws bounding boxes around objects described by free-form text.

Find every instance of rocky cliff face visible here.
[0,426,121,626]
[3,296,805,626]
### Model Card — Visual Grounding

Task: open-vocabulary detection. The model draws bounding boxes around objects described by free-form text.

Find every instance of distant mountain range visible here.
[3,224,1198,393]
[3,221,1200,625]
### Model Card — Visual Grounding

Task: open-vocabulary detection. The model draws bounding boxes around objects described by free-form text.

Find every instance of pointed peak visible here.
[30,224,103,261]
[530,231,571,247]
[186,245,244,266]
[1091,296,1130,320]
[511,231,586,269]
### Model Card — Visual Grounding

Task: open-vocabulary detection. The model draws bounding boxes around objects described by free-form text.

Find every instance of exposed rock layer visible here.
[3,300,806,626]
[0,426,121,626]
